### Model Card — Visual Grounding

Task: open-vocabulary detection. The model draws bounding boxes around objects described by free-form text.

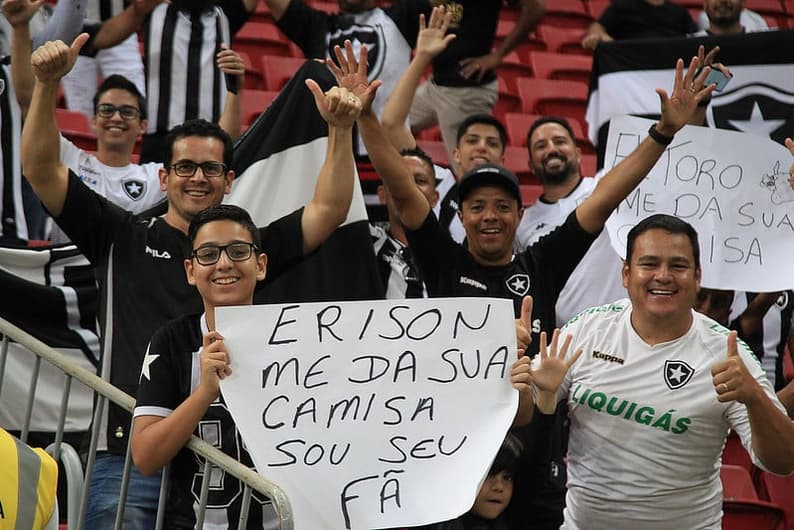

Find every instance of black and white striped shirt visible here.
[0,60,28,241]
[370,224,427,299]
[143,4,234,135]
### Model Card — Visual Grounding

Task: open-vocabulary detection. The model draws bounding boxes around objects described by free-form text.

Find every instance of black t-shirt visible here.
[134,313,275,529]
[432,0,508,87]
[405,209,596,356]
[55,171,304,454]
[599,0,697,40]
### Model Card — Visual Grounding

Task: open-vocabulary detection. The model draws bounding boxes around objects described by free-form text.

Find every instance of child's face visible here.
[185,219,266,309]
[471,470,513,520]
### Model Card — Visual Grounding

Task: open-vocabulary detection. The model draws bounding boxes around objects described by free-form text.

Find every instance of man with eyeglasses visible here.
[22,33,363,530]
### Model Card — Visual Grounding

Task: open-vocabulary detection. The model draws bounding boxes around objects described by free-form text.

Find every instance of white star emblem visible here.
[140,352,160,381]
[127,182,142,195]
[510,277,526,292]
[728,102,786,137]
[668,365,685,384]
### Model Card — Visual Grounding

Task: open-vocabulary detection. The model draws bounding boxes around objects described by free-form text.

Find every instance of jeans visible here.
[84,453,162,530]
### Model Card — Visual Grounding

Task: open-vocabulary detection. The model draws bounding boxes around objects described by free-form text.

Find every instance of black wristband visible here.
[648,123,674,145]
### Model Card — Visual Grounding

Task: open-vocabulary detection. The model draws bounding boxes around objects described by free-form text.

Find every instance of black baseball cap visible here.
[458,163,521,205]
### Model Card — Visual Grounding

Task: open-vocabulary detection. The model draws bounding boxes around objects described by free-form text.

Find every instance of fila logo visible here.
[145,245,171,259]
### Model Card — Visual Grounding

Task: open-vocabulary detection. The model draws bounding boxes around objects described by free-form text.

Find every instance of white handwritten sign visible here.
[604,115,794,291]
[216,298,518,530]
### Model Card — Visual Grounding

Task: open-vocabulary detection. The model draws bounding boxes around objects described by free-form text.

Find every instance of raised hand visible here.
[305,79,362,129]
[785,138,794,191]
[2,0,45,28]
[325,40,381,114]
[531,329,581,395]
[198,330,232,398]
[416,5,456,60]
[515,295,533,356]
[216,44,245,93]
[656,56,716,136]
[712,331,763,405]
[30,33,88,83]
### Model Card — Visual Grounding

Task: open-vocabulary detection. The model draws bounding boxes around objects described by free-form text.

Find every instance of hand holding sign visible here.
[532,329,582,414]
[786,138,794,191]
[515,295,533,356]
[711,331,762,405]
[199,330,231,398]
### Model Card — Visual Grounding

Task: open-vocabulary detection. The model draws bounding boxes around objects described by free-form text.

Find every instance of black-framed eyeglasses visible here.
[167,161,228,178]
[191,242,258,266]
[95,103,141,120]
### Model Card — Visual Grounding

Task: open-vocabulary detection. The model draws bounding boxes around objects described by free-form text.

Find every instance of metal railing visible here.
[0,316,294,530]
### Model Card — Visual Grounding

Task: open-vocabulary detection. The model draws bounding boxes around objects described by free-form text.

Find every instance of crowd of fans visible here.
[1,0,794,529]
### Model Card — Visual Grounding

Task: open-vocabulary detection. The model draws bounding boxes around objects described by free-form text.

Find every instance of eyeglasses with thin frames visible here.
[167,161,228,178]
[95,103,141,120]
[191,242,258,266]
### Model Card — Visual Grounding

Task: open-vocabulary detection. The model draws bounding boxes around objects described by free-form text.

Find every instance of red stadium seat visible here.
[722,430,755,475]
[586,0,611,20]
[56,108,97,151]
[260,56,307,91]
[494,82,522,123]
[579,153,598,176]
[241,90,280,125]
[233,22,294,61]
[503,112,592,153]
[721,464,759,500]
[722,501,786,530]
[537,25,589,55]
[515,78,589,126]
[249,1,274,23]
[415,139,449,166]
[502,145,532,183]
[758,471,794,530]
[783,346,793,381]
[494,21,546,61]
[415,126,442,142]
[529,51,593,85]
[497,52,534,93]
[542,0,593,28]
[235,50,264,90]
[520,184,543,206]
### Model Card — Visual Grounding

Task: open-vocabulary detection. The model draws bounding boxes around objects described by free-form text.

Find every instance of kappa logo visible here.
[592,350,624,365]
[664,360,694,390]
[123,179,146,201]
[708,82,794,144]
[776,291,790,309]
[505,273,529,296]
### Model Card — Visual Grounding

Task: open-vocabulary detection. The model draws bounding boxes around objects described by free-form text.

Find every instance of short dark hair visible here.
[400,147,436,183]
[165,119,234,168]
[456,114,507,152]
[626,214,701,269]
[489,433,523,476]
[526,116,576,149]
[187,204,261,250]
[93,74,147,119]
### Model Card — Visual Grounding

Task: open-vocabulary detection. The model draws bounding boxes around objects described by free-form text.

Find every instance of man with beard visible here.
[515,117,626,326]
[695,0,769,35]
[85,0,257,162]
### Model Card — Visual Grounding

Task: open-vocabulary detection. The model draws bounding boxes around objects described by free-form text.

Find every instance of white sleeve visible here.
[59,135,83,172]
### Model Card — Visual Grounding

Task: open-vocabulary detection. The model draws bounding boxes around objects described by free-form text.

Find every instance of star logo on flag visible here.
[140,351,160,381]
[506,273,530,296]
[709,82,794,144]
[123,179,146,201]
[328,23,385,80]
[664,360,694,390]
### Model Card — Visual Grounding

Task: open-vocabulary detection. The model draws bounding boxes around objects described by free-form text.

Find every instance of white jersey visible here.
[515,175,626,325]
[557,300,785,530]
[50,137,165,242]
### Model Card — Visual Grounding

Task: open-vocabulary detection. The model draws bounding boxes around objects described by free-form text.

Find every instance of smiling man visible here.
[544,214,794,529]
[22,34,362,530]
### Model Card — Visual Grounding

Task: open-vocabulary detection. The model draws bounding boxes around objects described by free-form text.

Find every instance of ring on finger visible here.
[721,382,729,392]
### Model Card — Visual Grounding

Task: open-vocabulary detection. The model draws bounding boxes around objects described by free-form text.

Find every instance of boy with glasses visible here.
[22,33,363,530]
[131,204,275,528]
